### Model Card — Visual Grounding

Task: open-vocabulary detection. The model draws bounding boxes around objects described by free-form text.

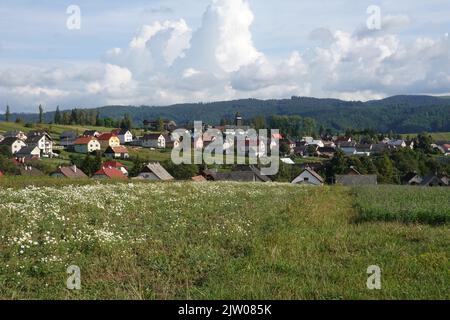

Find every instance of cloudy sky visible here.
[1,0,450,112]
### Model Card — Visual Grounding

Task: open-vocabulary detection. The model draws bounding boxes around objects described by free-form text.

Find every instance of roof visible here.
[74,136,97,145]
[97,133,118,141]
[303,167,325,183]
[0,171,4,177]
[336,175,378,186]
[191,175,207,182]
[83,130,100,136]
[103,161,125,168]
[0,137,22,146]
[141,163,174,181]
[143,133,164,140]
[94,167,127,179]
[420,175,447,186]
[105,146,129,154]
[111,128,131,135]
[317,147,336,153]
[15,146,40,156]
[53,166,88,178]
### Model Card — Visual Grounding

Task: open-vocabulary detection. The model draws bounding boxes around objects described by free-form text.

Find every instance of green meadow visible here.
[0,180,448,300]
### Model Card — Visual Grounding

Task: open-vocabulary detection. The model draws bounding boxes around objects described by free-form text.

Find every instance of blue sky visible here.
[1,0,450,112]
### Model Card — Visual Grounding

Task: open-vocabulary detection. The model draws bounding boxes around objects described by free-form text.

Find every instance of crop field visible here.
[0,181,449,300]
[354,186,450,225]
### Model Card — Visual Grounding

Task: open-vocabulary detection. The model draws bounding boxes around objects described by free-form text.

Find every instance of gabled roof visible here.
[83,130,100,136]
[105,146,129,154]
[420,175,447,186]
[303,167,325,183]
[103,161,126,168]
[53,166,88,178]
[15,146,40,156]
[97,133,118,141]
[0,137,23,146]
[141,162,174,181]
[143,133,164,140]
[111,128,131,135]
[74,136,98,145]
[94,167,127,179]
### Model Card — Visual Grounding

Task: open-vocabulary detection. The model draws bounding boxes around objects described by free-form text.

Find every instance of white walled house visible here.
[0,137,27,154]
[291,168,324,186]
[142,134,166,149]
[112,129,133,144]
[74,137,101,153]
[26,133,53,156]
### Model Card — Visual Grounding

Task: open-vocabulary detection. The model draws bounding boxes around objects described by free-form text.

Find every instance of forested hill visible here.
[4,95,450,133]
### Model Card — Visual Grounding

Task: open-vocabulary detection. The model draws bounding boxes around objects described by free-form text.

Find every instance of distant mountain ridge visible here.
[2,95,450,133]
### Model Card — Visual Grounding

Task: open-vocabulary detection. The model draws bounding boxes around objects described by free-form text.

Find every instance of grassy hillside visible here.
[402,132,450,141]
[0,181,448,299]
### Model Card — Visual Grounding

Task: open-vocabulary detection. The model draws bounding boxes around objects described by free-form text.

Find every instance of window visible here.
[304,177,309,182]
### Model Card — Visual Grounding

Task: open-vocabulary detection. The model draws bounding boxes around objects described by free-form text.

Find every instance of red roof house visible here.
[92,167,127,180]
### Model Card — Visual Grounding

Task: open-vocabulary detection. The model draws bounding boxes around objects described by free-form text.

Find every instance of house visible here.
[92,167,128,180]
[60,131,77,148]
[336,174,378,186]
[338,141,357,155]
[26,133,53,156]
[315,147,336,158]
[420,175,448,187]
[291,167,324,186]
[402,172,423,185]
[294,145,308,157]
[354,144,372,156]
[50,165,88,179]
[191,175,207,182]
[0,134,4,143]
[163,134,180,149]
[142,134,165,149]
[371,143,390,154]
[280,138,297,154]
[14,146,41,160]
[4,131,27,141]
[0,170,3,177]
[0,137,27,154]
[387,139,412,149]
[83,130,101,137]
[302,137,324,148]
[97,133,121,149]
[104,146,130,159]
[203,166,271,182]
[334,136,352,145]
[136,162,174,181]
[17,166,44,176]
[74,137,101,154]
[111,129,133,144]
[103,161,128,176]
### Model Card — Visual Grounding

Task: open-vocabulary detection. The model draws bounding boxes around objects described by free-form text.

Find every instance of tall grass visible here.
[354,185,450,225]
[0,182,449,299]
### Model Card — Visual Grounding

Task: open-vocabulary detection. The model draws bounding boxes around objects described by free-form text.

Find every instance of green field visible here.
[0,180,448,299]
[354,186,450,225]
[402,132,450,141]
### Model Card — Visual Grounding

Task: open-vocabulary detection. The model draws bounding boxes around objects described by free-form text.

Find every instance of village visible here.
[0,113,449,187]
